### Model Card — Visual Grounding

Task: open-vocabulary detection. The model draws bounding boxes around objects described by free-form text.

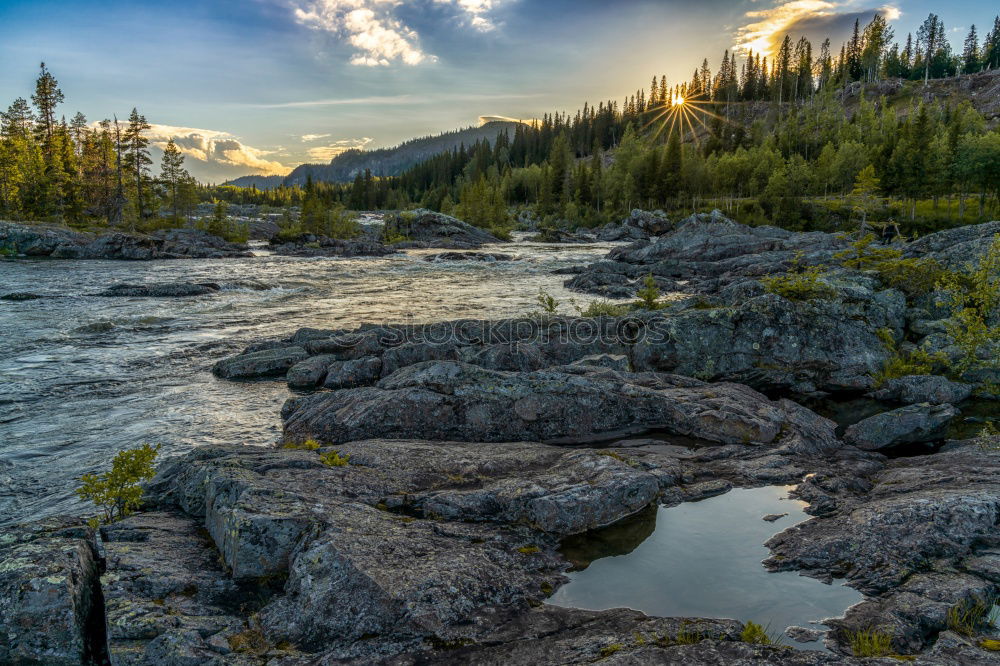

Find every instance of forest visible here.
[2,12,1000,238]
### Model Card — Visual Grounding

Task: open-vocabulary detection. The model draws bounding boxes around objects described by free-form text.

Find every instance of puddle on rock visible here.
[550,486,863,650]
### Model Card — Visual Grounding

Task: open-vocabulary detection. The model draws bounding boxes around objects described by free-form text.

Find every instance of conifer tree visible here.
[122,108,152,224]
[31,62,63,156]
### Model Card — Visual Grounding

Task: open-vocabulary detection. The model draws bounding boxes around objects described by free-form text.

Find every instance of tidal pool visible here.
[549,486,864,649]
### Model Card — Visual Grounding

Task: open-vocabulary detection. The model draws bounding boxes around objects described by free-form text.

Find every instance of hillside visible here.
[222,175,287,189]
[282,120,521,185]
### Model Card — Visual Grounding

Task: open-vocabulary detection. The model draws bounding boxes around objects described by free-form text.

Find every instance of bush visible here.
[576,299,631,317]
[761,265,838,301]
[975,422,1000,452]
[936,235,1000,372]
[835,235,949,297]
[283,439,320,451]
[740,621,774,645]
[872,327,947,386]
[320,450,350,467]
[536,288,560,314]
[76,444,160,525]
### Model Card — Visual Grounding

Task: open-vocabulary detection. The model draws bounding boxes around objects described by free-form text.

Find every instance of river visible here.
[0,236,616,526]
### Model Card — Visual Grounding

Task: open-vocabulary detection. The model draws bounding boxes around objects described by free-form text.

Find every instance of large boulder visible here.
[904,220,1000,270]
[386,209,502,249]
[843,403,958,451]
[0,518,105,665]
[98,282,220,298]
[212,346,309,380]
[281,360,841,452]
[869,375,974,405]
[269,234,396,257]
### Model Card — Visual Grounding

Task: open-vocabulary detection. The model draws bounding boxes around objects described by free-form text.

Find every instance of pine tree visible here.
[159,138,188,221]
[917,14,943,85]
[963,25,980,73]
[31,63,63,156]
[121,108,152,224]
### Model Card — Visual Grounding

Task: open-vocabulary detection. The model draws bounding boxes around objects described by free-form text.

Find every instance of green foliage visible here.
[598,643,624,658]
[872,327,947,385]
[835,235,949,297]
[740,622,774,645]
[536,288,560,314]
[946,594,998,637]
[936,235,1000,372]
[283,439,321,451]
[846,627,894,658]
[975,422,1000,452]
[517,545,540,554]
[761,262,838,301]
[575,299,631,317]
[319,450,351,467]
[633,273,663,310]
[75,444,160,525]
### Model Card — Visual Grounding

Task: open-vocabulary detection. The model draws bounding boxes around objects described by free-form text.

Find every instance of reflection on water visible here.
[550,486,863,648]
[0,239,618,526]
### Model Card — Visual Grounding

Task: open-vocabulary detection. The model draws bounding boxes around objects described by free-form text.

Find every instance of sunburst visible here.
[643,94,734,146]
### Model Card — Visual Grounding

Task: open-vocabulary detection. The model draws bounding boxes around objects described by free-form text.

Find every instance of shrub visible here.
[835,235,949,297]
[762,265,838,301]
[633,273,663,310]
[536,288,560,314]
[936,235,1000,373]
[872,327,947,386]
[319,450,350,467]
[740,621,774,645]
[598,643,624,658]
[576,299,631,317]
[846,627,894,657]
[76,444,160,525]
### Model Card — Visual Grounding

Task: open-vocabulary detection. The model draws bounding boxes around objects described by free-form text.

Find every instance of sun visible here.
[672,95,685,107]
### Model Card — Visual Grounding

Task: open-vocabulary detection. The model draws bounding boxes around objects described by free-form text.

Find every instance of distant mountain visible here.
[283,121,521,186]
[222,175,287,189]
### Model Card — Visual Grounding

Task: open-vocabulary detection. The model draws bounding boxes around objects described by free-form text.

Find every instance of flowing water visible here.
[550,486,864,649]
[0,236,617,526]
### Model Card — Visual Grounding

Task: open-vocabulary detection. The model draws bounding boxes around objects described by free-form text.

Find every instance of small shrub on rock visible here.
[835,235,949,297]
[576,299,630,317]
[76,444,160,525]
[283,439,321,451]
[633,273,663,310]
[946,594,998,636]
[740,621,774,645]
[846,627,894,658]
[761,265,838,301]
[320,450,351,467]
[975,423,1000,452]
[936,235,1000,373]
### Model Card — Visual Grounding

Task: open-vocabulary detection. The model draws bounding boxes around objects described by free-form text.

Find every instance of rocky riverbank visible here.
[3,211,999,665]
[0,221,254,260]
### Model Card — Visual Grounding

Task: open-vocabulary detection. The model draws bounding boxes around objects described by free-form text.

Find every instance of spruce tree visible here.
[31,63,63,156]
[122,108,152,224]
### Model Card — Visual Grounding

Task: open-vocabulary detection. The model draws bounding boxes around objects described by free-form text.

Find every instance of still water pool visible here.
[550,486,864,649]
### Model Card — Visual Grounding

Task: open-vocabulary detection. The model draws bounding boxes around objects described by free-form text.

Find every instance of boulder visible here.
[386,209,502,249]
[323,356,383,389]
[286,354,337,389]
[0,518,105,665]
[423,251,515,262]
[844,403,958,450]
[904,220,1000,270]
[869,375,974,405]
[98,282,221,298]
[1,292,44,301]
[211,346,309,380]
[281,360,841,452]
[269,234,396,257]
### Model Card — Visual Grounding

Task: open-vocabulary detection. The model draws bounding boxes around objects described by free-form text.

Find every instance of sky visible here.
[0,0,994,182]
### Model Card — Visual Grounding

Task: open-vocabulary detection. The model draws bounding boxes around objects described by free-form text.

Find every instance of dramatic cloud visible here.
[306,136,375,160]
[146,124,291,175]
[736,1,900,56]
[291,0,506,65]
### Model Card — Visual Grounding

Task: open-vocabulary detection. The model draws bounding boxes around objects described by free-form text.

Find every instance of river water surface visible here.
[0,236,616,526]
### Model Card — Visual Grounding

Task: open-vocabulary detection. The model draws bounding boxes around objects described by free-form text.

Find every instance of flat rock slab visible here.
[98,282,221,297]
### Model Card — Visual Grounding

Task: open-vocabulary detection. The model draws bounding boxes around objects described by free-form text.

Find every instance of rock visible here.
[98,282,221,298]
[100,512,251,665]
[423,251,515,262]
[281,360,841,452]
[386,209,502,249]
[622,208,672,235]
[0,517,106,665]
[844,403,958,450]
[567,353,631,372]
[269,234,396,257]
[785,625,823,643]
[0,221,252,260]
[211,346,309,380]
[762,513,787,522]
[323,356,383,389]
[869,375,974,405]
[904,220,1000,270]
[1,292,44,301]
[287,354,337,389]
[564,210,850,297]
[594,221,650,242]
[527,228,595,244]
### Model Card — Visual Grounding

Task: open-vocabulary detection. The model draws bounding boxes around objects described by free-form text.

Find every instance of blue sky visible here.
[1,0,995,181]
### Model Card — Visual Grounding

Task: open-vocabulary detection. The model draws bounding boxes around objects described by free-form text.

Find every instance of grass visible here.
[576,299,631,317]
[517,545,540,554]
[740,621,775,645]
[946,595,997,637]
[981,639,1000,651]
[228,625,270,655]
[282,439,320,451]
[319,450,350,467]
[846,627,894,658]
[598,643,624,658]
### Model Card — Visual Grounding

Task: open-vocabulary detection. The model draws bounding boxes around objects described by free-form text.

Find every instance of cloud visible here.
[735,1,900,56]
[146,124,291,175]
[301,133,332,141]
[290,0,506,65]
[478,115,533,125]
[306,136,375,160]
